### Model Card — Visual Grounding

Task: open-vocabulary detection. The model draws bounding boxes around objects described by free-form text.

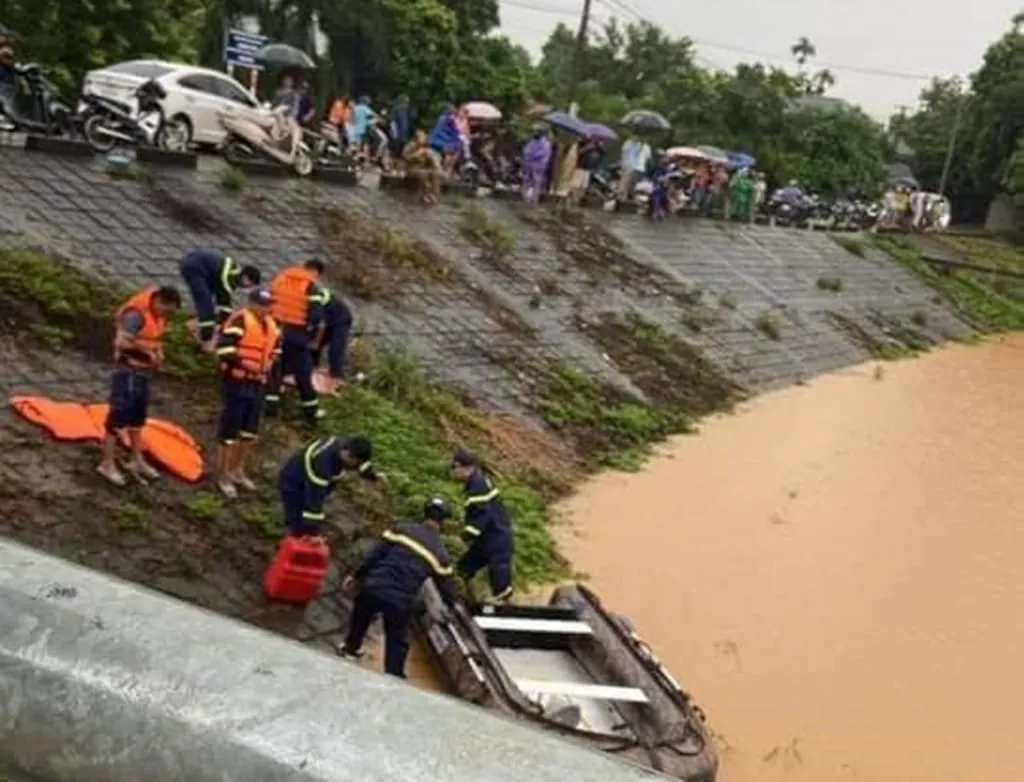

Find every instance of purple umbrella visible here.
[585,123,617,141]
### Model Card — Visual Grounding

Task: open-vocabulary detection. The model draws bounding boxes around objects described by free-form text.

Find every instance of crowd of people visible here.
[97,249,516,678]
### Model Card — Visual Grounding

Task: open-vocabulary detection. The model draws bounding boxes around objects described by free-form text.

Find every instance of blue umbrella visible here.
[542,111,591,138]
[729,151,756,169]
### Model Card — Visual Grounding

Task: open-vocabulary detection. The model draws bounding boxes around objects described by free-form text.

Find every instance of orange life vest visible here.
[221,308,281,380]
[270,266,316,327]
[114,288,166,369]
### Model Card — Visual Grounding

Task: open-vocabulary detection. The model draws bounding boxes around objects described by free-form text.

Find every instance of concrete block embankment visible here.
[0,149,971,415]
[0,538,668,782]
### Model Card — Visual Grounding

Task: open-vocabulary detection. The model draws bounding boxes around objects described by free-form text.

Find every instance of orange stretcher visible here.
[9,396,204,483]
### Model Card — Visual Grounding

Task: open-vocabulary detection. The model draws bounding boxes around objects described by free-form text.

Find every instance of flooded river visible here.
[560,335,1024,782]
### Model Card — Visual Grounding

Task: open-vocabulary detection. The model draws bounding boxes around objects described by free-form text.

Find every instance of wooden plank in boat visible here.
[473,616,593,635]
[514,679,649,703]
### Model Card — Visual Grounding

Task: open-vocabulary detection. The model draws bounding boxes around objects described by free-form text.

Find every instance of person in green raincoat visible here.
[726,167,756,222]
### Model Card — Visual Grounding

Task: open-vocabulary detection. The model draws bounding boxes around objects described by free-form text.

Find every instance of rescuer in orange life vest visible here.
[264,259,329,424]
[213,287,281,498]
[97,285,183,486]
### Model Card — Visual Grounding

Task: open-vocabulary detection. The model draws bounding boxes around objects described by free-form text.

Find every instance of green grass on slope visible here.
[873,236,1024,332]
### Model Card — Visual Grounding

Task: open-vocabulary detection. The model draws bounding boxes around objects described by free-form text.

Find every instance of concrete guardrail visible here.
[0,539,669,782]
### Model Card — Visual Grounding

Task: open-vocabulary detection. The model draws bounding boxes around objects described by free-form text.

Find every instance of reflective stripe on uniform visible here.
[302,510,326,521]
[303,437,336,487]
[465,487,500,507]
[221,256,235,295]
[382,529,453,576]
[463,525,482,537]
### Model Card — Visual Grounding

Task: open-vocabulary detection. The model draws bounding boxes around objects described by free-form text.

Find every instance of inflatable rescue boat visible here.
[416,583,717,781]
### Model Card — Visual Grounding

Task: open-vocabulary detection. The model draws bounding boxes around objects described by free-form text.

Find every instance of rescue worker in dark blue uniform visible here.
[178,249,261,348]
[265,259,328,423]
[339,496,457,677]
[277,434,376,535]
[452,450,515,603]
[310,287,353,390]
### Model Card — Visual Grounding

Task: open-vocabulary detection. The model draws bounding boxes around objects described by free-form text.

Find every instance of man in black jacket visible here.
[339,497,457,678]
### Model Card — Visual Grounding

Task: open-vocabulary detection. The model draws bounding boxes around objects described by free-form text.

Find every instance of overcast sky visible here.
[499,0,1021,120]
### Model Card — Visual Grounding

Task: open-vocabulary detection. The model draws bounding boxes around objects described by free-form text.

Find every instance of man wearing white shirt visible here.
[617,133,652,203]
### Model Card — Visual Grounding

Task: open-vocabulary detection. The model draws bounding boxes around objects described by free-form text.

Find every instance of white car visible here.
[80,59,270,149]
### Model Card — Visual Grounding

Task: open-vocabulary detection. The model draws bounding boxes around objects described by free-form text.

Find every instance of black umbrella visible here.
[254,43,316,70]
[621,109,670,132]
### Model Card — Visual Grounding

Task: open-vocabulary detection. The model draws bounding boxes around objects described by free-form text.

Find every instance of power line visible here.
[592,0,936,81]
[500,0,583,19]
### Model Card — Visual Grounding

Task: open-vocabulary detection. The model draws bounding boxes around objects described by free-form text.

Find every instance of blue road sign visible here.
[224,30,269,70]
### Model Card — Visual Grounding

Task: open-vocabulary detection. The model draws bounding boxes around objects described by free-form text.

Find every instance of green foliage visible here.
[873,235,1024,331]
[816,276,844,292]
[537,365,672,471]
[220,166,246,192]
[114,502,150,531]
[892,21,1023,220]
[832,236,866,256]
[319,350,566,586]
[755,311,783,340]
[182,492,224,522]
[458,203,515,257]
[0,0,205,95]
[537,318,739,472]
[0,248,211,379]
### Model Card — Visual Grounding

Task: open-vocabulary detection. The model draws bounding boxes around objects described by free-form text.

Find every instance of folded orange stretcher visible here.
[9,396,204,483]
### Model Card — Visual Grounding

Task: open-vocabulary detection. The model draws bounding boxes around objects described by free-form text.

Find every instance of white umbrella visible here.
[463,101,502,122]
[666,146,707,160]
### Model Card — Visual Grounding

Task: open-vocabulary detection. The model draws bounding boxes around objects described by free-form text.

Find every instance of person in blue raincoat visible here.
[452,449,514,603]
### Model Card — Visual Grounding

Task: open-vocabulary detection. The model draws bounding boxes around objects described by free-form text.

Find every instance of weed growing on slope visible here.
[755,311,783,340]
[873,235,1024,332]
[458,203,516,261]
[535,316,741,472]
[320,346,571,585]
[816,276,843,292]
[0,248,212,381]
[591,315,742,417]
[315,206,453,300]
[536,364,672,471]
[220,166,246,191]
[832,236,866,256]
[826,312,928,361]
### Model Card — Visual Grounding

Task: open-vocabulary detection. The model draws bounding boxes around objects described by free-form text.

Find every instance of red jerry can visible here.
[263,536,330,604]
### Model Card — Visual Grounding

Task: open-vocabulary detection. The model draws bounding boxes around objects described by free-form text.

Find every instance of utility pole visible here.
[938,97,965,196]
[566,0,593,114]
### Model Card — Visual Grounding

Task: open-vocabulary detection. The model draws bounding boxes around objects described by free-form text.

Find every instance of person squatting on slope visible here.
[309,286,353,392]
[452,449,515,603]
[97,286,182,486]
[339,496,457,677]
[265,259,329,423]
[213,288,281,498]
[277,435,377,536]
[178,249,261,349]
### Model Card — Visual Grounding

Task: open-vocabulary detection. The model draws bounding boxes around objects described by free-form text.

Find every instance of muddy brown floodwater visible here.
[560,335,1024,782]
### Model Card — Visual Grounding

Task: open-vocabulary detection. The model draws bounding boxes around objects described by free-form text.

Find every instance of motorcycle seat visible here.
[86,93,132,114]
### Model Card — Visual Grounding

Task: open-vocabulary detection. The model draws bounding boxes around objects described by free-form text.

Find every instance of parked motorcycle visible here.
[306,122,357,169]
[81,79,183,152]
[220,107,314,177]
[0,63,75,136]
[767,189,812,225]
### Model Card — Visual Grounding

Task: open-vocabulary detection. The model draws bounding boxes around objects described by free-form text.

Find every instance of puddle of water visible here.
[559,335,1024,782]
